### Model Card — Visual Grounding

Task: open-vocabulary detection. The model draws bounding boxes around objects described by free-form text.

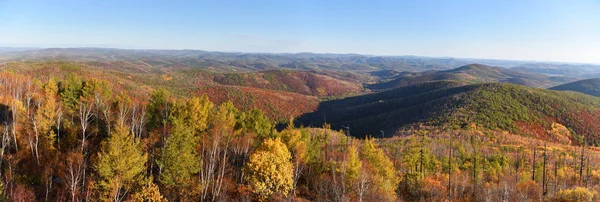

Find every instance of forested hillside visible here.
[550,78,600,97]
[0,73,600,201]
[4,0,600,199]
[0,48,472,71]
[0,55,599,201]
[368,64,577,90]
[3,48,599,77]
[0,61,359,121]
[301,81,600,145]
[0,72,597,201]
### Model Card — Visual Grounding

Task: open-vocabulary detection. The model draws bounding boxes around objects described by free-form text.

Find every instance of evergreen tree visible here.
[59,73,83,112]
[147,89,171,130]
[159,113,200,188]
[361,137,399,201]
[241,108,274,142]
[95,123,147,201]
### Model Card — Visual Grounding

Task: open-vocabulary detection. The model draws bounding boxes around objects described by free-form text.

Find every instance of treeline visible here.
[0,72,597,201]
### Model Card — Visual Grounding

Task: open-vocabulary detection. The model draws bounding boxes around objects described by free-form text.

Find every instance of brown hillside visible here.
[196,85,319,121]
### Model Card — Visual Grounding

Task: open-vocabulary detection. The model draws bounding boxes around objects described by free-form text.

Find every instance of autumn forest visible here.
[0,50,599,202]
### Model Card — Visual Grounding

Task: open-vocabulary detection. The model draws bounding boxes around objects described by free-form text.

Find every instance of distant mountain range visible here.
[2,47,599,78]
[513,63,600,78]
[367,64,578,89]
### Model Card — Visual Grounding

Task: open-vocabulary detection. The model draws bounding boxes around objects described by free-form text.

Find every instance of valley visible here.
[0,48,599,201]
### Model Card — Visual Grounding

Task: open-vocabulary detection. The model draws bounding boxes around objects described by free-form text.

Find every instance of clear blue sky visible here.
[1,0,599,63]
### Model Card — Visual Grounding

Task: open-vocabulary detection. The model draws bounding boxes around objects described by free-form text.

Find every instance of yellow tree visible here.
[95,123,147,202]
[185,95,213,133]
[361,137,400,201]
[200,101,235,201]
[30,79,58,163]
[38,78,59,150]
[131,177,167,202]
[245,138,293,200]
[345,143,371,201]
[279,119,308,197]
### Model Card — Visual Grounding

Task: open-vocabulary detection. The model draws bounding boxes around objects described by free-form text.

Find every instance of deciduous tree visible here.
[245,138,293,200]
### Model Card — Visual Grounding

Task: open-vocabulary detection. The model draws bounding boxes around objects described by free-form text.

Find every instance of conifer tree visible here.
[241,108,274,142]
[361,137,399,201]
[159,112,200,191]
[95,123,147,201]
[59,73,82,112]
[38,78,59,150]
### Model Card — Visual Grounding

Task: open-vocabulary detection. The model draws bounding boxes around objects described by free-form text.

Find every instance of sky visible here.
[0,0,599,63]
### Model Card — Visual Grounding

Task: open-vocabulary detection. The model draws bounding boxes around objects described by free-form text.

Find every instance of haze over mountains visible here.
[2,47,600,78]
[367,64,578,90]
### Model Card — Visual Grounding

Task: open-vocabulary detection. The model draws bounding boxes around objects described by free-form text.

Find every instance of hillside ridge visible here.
[550,78,600,97]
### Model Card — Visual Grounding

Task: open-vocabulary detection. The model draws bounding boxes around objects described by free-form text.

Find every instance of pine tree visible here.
[38,78,59,150]
[59,73,82,112]
[159,113,200,188]
[241,108,274,142]
[95,123,147,201]
[346,143,368,201]
[147,89,171,131]
[361,137,399,201]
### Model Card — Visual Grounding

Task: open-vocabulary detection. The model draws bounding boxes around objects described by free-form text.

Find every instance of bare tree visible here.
[357,166,370,202]
[62,152,84,202]
[447,137,453,200]
[532,143,537,182]
[97,94,112,137]
[579,140,586,185]
[542,142,547,196]
[56,106,63,149]
[78,99,94,152]
[130,104,147,140]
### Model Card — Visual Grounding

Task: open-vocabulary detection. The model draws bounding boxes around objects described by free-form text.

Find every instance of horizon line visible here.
[1,45,599,66]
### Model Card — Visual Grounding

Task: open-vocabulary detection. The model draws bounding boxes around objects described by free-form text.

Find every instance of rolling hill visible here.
[0,61,350,121]
[0,48,471,71]
[550,78,600,97]
[513,63,600,78]
[367,64,576,90]
[299,81,600,145]
[194,69,364,97]
[196,85,319,121]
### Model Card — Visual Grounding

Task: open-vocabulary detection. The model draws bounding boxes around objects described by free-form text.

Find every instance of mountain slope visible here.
[201,69,364,97]
[550,78,600,97]
[196,86,319,121]
[299,81,600,145]
[368,64,576,90]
